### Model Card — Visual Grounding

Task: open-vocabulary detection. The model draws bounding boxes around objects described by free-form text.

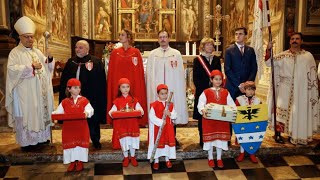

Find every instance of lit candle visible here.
[192,42,196,55]
[186,41,189,55]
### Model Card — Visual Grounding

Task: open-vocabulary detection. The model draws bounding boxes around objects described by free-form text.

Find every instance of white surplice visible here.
[266,49,319,145]
[5,43,55,146]
[146,47,188,124]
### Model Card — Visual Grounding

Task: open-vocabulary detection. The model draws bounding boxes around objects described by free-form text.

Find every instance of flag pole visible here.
[265,0,284,144]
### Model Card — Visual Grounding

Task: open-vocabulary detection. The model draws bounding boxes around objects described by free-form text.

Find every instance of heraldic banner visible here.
[232,104,268,154]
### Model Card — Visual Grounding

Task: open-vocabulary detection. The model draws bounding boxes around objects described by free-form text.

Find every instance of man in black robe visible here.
[59,40,106,150]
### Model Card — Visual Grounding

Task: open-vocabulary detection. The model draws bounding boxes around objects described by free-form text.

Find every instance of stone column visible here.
[0,0,16,131]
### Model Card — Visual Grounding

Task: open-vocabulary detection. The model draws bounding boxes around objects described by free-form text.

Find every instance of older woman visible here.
[107,29,148,145]
[193,37,221,147]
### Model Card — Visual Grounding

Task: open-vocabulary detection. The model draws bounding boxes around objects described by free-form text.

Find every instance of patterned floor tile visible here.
[123,174,152,180]
[94,163,123,175]
[187,171,218,180]
[184,159,214,172]
[213,158,239,170]
[151,160,186,174]
[214,169,247,180]
[266,166,300,179]
[308,155,320,164]
[0,166,9,178]
[283,156,315,166]
[242,168,273,180]
[235,158,265,169]
[152,172,189,180]
[94,175,124,180]
[123,161,152,175]
[259,155,289,167]
[291,165,320,178]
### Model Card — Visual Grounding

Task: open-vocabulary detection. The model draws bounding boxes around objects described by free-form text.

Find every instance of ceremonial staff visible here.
[150,92,174,163]
[43,31,53,145]
[265,0,284,143]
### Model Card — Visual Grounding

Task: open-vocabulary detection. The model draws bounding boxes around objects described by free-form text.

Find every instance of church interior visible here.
[0,0,320,179]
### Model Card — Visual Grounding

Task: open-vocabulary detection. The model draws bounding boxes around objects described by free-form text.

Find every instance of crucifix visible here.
[205,4,230,57]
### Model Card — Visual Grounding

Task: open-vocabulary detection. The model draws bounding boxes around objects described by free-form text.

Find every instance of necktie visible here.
[240,46,244,55]
[76,64,81,79]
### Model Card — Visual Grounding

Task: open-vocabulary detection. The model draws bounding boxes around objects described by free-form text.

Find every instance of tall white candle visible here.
[186,41,190,55]
[192,42,196,55]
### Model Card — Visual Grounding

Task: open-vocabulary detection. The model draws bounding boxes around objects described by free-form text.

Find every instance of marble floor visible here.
[1,155,320,179]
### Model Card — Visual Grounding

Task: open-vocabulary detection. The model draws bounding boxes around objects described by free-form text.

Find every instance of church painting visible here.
[94,0,113,40]
[23,0,46,25]
[180,0,199,41]
[51,0,69,45]
[117,0,176,41]
[300,0,320,35]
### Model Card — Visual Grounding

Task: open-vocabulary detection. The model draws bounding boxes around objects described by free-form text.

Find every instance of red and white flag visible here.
[250,0,268,80]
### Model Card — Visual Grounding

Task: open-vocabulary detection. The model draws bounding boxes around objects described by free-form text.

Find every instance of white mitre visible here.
[14,16,36,35]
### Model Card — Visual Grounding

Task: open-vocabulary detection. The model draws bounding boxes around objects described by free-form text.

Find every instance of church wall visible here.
[9,0,71,62]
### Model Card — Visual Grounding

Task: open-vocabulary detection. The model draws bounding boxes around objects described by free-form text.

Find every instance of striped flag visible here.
[250,0,268,80]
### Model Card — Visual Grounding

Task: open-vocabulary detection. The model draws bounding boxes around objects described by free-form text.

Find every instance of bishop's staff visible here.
[150,92,174,163]
[265,0,284,144]
[43,31,54,145]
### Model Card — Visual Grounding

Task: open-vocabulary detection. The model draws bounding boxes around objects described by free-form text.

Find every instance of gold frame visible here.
[116,0,177,41]
[159,10,176,40]
[299,0,320,35]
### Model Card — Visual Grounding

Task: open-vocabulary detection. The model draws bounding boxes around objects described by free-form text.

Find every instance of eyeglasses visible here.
[20,35,34,39]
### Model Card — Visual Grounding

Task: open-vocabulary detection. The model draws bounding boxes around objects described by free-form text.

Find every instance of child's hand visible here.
[84,112,89,118]
[202,109,208,118]
[162,119,166,126]
[164,110,171,117]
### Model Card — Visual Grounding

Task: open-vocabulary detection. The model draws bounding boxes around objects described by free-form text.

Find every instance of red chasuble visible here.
[112,95,140,149]
[150,101,176,148]
[202,88,231,142]
[61,97,90,149]
[107,47,148,127]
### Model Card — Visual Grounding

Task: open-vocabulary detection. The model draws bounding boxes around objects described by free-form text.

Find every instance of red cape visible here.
[107,47,148,126]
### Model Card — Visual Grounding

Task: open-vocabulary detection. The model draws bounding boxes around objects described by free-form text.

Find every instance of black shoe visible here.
[94,142,102,150]
[37,140,50,146]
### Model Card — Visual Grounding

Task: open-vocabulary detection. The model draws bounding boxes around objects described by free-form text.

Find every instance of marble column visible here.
[0,0,16,131]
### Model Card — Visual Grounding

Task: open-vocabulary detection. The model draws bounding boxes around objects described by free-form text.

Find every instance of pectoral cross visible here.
[205,4,230,57]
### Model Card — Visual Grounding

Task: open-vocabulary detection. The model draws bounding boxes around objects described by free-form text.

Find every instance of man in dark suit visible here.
[193,38,221,147]
[225,27,257,100]
[59,40,106,150]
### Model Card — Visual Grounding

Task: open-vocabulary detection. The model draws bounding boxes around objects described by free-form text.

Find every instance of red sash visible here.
[197,55,211,77]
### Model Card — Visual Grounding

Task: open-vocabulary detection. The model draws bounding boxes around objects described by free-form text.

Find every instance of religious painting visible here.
[224,0,246,46]
[300,0,320,35]
[116,0,176,41]
[94,0,113,40]
[51,0,69,45]
[117,10,135,34]
[160,13,176,39]
[307,0,320,25]
[23,0,46,25]
[120,0,132,8]
[180,0,199,41]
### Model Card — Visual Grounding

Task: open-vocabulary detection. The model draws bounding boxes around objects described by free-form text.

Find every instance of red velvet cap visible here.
[118,78,130,86]
[210,70,223,78]
[157,84,168,92]
[67,78,81,87]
